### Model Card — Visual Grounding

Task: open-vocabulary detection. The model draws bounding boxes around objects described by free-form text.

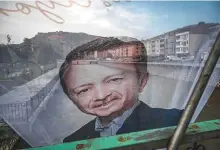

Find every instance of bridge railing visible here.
[0,68,59,123]
[0,102,27,122]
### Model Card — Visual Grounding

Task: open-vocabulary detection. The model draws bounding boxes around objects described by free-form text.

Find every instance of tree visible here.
[21,38,38,61]
[7,35,11,44]
[0,123,19,150]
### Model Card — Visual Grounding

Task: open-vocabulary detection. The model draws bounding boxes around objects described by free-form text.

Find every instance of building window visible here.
[176,42,180,46]
[176,36,181,40]
[136,49,139,54]
[182,47,189,53]
[182,41,187,46]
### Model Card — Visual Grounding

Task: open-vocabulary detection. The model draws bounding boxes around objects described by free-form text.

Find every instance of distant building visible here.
[175,22,211,57]
[96,41,145,60]
[164,31,177,56]
[79,40,145,60]
[143,22,219,59]
[199,25,220,61]
[143,35,166,60]
[175,31,190,56]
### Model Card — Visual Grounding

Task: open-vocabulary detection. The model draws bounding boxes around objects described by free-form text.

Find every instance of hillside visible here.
[32,32,100,59]
[3,32,100,65]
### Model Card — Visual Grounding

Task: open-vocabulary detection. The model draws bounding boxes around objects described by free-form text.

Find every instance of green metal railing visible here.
[25,119,220,150]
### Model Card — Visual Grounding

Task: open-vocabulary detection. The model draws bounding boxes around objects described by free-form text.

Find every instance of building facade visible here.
[95,42,145,60]
[143,22,219,60]
[175,31,190,56]
[143,35,166,60]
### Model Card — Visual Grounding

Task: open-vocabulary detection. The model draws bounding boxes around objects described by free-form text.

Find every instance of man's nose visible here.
[95,84,110,100]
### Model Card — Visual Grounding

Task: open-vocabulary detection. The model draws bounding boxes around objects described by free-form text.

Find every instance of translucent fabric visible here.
[0,1,220,148]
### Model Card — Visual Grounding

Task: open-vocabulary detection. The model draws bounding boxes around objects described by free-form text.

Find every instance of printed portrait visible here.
[58,37,183,142]
[0,1,220,150]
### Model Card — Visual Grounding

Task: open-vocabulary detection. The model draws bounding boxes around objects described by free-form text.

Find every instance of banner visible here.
[0,0,219,149]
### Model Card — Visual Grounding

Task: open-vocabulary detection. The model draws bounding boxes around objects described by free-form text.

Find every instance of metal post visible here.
[168,32,220,150]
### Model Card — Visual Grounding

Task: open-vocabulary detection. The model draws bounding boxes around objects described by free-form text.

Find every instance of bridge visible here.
[0,59,219,147]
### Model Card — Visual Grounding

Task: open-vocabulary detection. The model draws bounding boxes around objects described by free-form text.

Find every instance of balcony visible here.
[176,45,188,48]
[160,39,165,43]
[176,36,188,42]
[160,44,165,48]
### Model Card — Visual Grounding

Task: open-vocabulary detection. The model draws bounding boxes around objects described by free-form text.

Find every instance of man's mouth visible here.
[93,95,119,108]
[101,94,119,106]
[93,97,117,108]
[102,101,111,106]
[96,99,113,108]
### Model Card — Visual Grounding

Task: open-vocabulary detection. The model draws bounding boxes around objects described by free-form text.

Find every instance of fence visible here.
[0,71,59,123]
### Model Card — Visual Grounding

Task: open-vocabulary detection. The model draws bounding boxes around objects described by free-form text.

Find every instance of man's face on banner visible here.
[64,63,147,117]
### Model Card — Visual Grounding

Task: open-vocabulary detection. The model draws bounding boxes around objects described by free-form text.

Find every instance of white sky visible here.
[0,0,158,44]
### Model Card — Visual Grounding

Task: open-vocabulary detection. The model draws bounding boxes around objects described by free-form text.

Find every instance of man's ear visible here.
[138,72,149,93]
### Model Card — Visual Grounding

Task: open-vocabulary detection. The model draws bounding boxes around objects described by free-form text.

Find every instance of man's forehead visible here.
[64,64,136,88]
[66,64,136,76]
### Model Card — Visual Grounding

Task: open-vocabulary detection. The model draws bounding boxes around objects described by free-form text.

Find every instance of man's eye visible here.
[77,89,89,95]
[108,78,123,83]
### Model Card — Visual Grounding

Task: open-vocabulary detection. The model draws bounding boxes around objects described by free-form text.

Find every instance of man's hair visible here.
[59,37,148,95]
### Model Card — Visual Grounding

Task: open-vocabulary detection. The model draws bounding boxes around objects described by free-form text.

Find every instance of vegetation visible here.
[0,123,19,150]
[21,38,38,60]
[0,45,12,63]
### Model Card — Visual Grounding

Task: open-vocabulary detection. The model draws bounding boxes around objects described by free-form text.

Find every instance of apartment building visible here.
[175,31,190,56]
[164,31,176,56]
[96,41,145,60]
[143,35,166,60]
[76,39,146,61]
[175,30,209,57]
[143,22,219,59]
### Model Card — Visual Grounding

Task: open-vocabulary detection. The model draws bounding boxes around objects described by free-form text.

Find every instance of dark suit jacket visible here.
[64,101,183,143]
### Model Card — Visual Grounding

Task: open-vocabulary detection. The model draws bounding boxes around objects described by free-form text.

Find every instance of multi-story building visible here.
[175,31,190,56]
[143,35,166,60]
[95,41,145,60]
[164,31,176,56]
[175,30,209,57]
[143,22,219,59]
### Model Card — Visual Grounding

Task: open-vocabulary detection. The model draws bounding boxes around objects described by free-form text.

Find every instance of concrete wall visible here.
[189,34,208,56]
[1,61,220,146]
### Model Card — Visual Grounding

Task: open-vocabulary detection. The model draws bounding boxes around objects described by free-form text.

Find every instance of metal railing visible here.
[24,119,220,150]
[0,73,59,123]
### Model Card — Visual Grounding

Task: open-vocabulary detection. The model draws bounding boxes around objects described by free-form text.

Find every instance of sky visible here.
[0,0,219,44]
